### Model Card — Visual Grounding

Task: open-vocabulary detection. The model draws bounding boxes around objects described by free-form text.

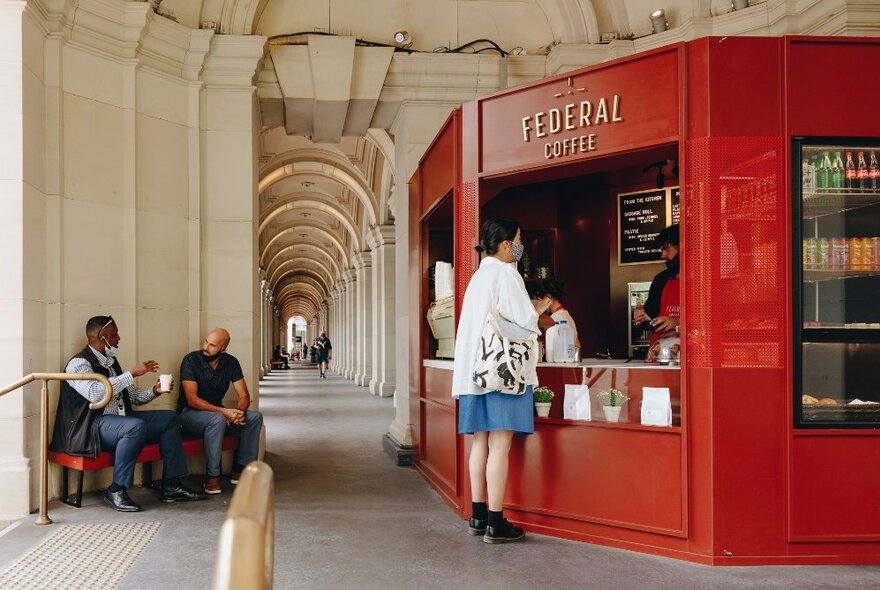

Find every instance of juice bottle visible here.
[849,237,864,270]
[861,237,874,270]
[817,238,830,269]
[872,237,880,270]
[804,238,816,269]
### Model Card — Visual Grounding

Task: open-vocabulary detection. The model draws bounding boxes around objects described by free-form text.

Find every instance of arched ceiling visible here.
[152,0,739,323]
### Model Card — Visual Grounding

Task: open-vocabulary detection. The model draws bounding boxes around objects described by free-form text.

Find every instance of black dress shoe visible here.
[162,485,207,503]
[468,517,487,536]
[104,489,142,512]
[483,518,525,544]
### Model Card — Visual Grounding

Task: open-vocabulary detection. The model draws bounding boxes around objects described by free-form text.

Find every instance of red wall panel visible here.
[787,38,880,137]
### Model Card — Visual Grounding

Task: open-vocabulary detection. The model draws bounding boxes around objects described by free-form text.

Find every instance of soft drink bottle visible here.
[862,237,874,270]
[857,152,869,190]
[817,238,830,269]
[849,237,863,270]
[869,151,879,190]
[817,152,831,189]
[845,151,857,189]
[832,152,844,189]
[802,158,816,192]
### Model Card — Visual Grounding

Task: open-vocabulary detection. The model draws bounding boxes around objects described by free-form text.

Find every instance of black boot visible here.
[484,512,525,544]
[468,501,488,535]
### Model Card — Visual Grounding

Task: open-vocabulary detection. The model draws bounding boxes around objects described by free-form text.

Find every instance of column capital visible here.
[352,251,372,270]
[201,34,266,88]
[367,224,396,249]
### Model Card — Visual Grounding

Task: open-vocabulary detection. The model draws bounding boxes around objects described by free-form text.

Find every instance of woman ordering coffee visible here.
[451,216,551,544]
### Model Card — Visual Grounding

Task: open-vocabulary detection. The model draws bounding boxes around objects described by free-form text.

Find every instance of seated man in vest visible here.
[52,316,206,512]
[178,328,264,494]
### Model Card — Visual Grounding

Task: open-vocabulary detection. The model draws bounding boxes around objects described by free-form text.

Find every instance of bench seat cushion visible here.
[49,435,239,470]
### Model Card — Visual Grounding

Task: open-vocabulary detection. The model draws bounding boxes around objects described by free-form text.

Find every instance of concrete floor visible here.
[1,365,880,589]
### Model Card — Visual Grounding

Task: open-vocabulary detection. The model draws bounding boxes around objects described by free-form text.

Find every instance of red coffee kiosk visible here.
[409,36,880,565]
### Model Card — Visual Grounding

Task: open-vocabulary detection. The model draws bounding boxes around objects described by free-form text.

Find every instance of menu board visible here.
[618,187,679,265]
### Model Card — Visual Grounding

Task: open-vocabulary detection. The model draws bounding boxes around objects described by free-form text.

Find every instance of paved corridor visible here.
[2,365,880,589]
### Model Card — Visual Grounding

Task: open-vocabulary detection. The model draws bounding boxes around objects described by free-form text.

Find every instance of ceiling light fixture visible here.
[393,31,412,47]
[650,9,668,34]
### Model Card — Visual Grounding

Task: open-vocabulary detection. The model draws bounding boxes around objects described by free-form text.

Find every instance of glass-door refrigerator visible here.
[793,138,880,427]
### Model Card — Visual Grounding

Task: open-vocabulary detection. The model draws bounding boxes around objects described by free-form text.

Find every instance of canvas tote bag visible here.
[471,273,538,395]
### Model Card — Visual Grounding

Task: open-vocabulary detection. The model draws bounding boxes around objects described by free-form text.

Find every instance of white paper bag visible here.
[641,387,672,426]
[564,384,591,421]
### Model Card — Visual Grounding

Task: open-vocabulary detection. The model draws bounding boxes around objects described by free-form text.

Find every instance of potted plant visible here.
[533,386,554,418]
[597,388,629,422]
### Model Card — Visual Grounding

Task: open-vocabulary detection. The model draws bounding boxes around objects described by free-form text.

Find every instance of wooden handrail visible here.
[0,373,113,525]
[212,461,275,590]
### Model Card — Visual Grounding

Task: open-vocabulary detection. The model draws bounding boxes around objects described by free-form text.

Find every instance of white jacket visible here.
[451,256,539,397]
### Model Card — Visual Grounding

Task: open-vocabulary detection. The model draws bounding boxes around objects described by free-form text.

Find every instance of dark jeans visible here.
[179,408,263,477]
[98,410,188,488]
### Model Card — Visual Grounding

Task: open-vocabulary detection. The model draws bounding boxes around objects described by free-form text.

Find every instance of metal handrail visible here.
[0,373,113,525]
[212,461,275,590]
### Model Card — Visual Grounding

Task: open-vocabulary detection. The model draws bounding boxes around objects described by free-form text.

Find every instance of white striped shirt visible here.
[66,346,157,416]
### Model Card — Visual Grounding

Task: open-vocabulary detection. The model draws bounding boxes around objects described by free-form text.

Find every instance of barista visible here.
[634,224,680,350]
[536,279,581,351]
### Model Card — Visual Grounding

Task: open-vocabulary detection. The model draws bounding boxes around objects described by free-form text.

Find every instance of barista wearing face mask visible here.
[536,279,581,350]
[633,224,680,347]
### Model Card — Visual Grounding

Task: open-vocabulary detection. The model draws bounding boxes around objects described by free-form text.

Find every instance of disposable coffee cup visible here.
[159,374,172,392]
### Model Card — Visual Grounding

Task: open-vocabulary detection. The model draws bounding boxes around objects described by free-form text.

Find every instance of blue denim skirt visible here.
[457,385,534,436]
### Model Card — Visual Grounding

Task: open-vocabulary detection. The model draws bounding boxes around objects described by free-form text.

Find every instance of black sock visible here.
[163,477,180,489]
[472,502,488,521]
[232,463,246,473]
[488,510,504,527]
[108,483,124,493]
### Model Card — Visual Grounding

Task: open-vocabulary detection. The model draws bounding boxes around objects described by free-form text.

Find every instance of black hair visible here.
[535,279,565,301]
[86,315,114,336]
[654,224,680,248]
[474,216,520,255]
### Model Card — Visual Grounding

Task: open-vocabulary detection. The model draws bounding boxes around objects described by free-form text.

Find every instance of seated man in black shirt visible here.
[178,328,264,494]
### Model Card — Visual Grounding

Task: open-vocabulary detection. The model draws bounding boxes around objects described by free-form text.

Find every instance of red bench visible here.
[49,435,239,507]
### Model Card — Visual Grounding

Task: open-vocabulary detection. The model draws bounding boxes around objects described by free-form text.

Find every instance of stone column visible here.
[353,252,372,387]
[387,102,458,458]
[199,35,266,395]
[0,0,33,517]
[367,225,396,397]
[258,280,266,377]
[345,268,357,380]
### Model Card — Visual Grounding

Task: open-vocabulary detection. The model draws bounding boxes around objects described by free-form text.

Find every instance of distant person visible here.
[178,328,264,495]
[52,316,206,512]
[272,344,288,369]
[452,216,548,543]
[315,332,332,378]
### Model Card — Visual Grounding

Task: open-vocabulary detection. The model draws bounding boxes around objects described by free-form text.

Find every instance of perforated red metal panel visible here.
[685,137,786,369]
[455,181,479,318]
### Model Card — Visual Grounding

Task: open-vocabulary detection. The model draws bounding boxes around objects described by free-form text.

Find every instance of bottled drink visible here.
[801,158,816,192]
[862,237,874,270]
[844,151,858,189]
[857,151,869,189]
[831,152,844,189]
[817,238,830,269]
[869,151,880,190]
[849,237,864,270]
[872,237,880,270]
[804,238,817,269]
[817,151,831,189]
[832,237,848,269]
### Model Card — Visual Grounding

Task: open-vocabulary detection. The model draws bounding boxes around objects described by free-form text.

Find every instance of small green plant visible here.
[533,386,554,403]
[598,388,629,407]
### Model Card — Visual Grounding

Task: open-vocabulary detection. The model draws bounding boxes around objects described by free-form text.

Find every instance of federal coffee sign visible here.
[520,94,624,160]
[478,48,679,175]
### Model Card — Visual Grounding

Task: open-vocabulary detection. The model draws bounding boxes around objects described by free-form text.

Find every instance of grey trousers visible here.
[179,408,263,476]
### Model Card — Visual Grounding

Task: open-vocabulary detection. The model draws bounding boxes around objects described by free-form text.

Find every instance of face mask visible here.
[102,338,117,358]
[665,255,680,274]
[511,241,524,263]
